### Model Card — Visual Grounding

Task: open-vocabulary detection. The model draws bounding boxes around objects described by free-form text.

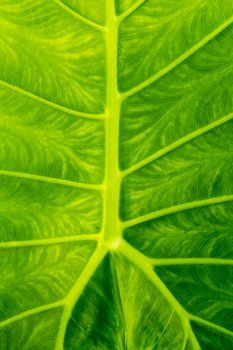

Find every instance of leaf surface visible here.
[0,0,233,349]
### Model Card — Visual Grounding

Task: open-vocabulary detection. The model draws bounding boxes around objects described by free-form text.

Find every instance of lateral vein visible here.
[122,112,233,177]
[0,301,63,329]
[0,80,106,120]
[180,334,189,350]
[189,314,233,338]
[119,241,189,321]
[0,170,103,191]
[187,321,201,350]
[55,245,107,349]
[117,0,146,24]
[53,0,106,32]
[0,246,106,338]
[122,195,233,228]
[121,14,233,99]
[119,240,202,349]
[154,310,175,347]
[0,234,101,249]
[150,258,233,266]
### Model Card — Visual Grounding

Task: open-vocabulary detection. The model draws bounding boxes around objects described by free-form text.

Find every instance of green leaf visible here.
[0,0,233,349]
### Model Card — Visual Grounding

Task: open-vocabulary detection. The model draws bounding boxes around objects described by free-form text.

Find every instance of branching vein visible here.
[0,245,107,344]
[0,301,63,329]
[119,241,189,323]
[0,234,101,249]
[119,240,233,348]
[122,195,233,229]
[119,240,188,317]
[186,321,201,350]
[189,314,233,338]
[180,334,189,350]
[55,245,107,349]
[154,310,175,347]
[0,170,103,191]
[150,258,233,267]
[122,112,233,177]
[0,80,106,120]
[52,0,106,32]
[117,0,146,24]
[121,14,233,99]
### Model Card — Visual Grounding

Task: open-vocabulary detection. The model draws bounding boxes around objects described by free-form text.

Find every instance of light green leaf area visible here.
[0,0,233,349]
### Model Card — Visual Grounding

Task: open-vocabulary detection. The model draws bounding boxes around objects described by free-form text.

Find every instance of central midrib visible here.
[103,1,122,247]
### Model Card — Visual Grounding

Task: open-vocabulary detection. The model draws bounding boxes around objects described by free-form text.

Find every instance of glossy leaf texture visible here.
[0,0,233,349]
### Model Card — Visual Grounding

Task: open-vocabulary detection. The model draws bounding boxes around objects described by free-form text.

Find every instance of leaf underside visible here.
[0,0,233,349]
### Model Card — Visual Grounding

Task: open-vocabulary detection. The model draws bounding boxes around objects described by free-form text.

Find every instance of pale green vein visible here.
[55,245,107,350]
[0,80,106,120]
[121,14,233,99]
[189,314,233,338]
[0,301,63,329]
[119,240,192,338]
[122,195,233,229]
[70,316,89,337]
[119,240,233,346]
[117,0,146,24]
[180,334,189,350]
[0,234,101,249]
[0,245,106,335]
[119,240,188,318]
[0,170,103,191]
[186,321,201,350]
[150,258,233,267]
[122,112,233,177]
[103,0,122,245]
[53,0,106,32]
[119,240,202,349]
[154,310,175,347]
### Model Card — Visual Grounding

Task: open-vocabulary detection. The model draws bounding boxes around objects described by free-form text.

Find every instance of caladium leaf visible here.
[0,0,233,349]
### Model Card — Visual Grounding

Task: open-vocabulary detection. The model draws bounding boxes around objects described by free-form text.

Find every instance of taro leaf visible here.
[0,0,233,349]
